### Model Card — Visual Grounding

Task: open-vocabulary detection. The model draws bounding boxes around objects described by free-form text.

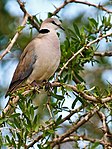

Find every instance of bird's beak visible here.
[58,25,65,31]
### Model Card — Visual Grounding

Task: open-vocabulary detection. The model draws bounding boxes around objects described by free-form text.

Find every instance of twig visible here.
[51,82,112,103]
[0,14,28,60]
[26,104,84,148]
[52,0,112,16]
[26,134,43,149]
[2,89,32,115]
[97,111,112,147]
[26,105,98,148]
[3,81,112,116]
[58,32,112,76]
[94,51,112,57]
[50,134,112,147]
[0,0,40,61]
[17,0,40,30]
[5,80,112,115]
[50,106,99,148]
[46,99,53,118]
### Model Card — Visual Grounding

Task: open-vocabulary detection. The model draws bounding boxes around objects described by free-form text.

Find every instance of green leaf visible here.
[33,115,39,131]
[91,142,100,149]
[0,117,7,124]
[73,23,81,38]
[5,135,11,144]
[72,98,78,109]
[88,18,98,28]
[56,115,62,125]
[76,83,85,92]
[13,118,21,129]
[12,137,16,148]
[107,15,111,25]
[47,129,54,134]
[67,28,77,37]
[48,12,53,18]
[64,37,70,50]
[17,132,21,141]
[10,113,20,118]
[51,92,64,100]
[73,93,84,104]
[30,105,34,119]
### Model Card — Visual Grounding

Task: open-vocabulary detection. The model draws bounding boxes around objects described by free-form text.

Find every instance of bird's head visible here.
[40,18,64,31]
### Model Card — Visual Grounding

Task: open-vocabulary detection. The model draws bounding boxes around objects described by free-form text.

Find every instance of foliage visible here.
[0,0,112,148]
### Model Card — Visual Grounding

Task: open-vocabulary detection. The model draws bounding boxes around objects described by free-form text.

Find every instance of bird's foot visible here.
[31,80,39,87]
[44,82,52,91]
[30,81,41,93]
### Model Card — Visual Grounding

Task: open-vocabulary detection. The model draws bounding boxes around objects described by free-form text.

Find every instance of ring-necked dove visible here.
[5,18,64,97]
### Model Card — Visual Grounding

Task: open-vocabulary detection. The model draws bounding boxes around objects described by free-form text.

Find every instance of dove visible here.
[5,18,64,97]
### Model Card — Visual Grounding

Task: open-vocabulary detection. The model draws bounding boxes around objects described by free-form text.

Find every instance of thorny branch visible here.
[94,51,112,57]
[17,0,40,30]
[0,0,39,60]
[58,31,112,76]
[51,82,112,103]
[26,106,99,148]
[0,14,28,60]
[50,106,100,148]
[52,0,112,16]
[20,104,84,148]
[50,134,112,148]
[97,111,112,147]
[2,89,32,115]
[3,80,112,118]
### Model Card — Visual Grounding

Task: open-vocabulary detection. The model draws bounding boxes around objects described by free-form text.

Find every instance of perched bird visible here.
[5,18,64,97]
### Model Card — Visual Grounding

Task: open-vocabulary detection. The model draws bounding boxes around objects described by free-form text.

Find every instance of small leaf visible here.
[48,12,53,18]
[12,137,16,148]
[88,18,98,28]
[91,142,100,149]
[73,23,81,38]
[56,115,62,125]
[5,135,11,144]
[72,98,78,109]
[51,92,64,100]
[10,113,20,118]
[30,105,34,119]
[17,26,25,32]
[13,118,21,129]
[0,118,7,124]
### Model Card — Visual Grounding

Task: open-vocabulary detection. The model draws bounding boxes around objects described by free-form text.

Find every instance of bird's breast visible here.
[27,33,61,84]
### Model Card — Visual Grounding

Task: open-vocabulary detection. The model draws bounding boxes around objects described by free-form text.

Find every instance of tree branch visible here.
[0,13,28,60]
[58,31,112,76]
[51,134,112,148]
[52,0,112,16]
[97,111,112,147]
[50,106,100,148]
[94,51,112,57]
[24,105,84,148]
[2,89,32,115]
[0,0,40,60]
[26,105,99,148]
[3,80,112,116]
[17,0,40,30]
[51,82,112,103]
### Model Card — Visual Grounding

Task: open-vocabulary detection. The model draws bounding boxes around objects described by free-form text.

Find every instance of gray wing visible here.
[5,40,37,97]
